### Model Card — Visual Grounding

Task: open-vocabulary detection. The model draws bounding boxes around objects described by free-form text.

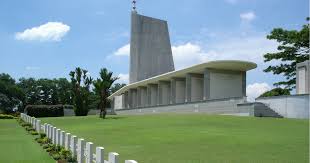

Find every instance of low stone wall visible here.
[255,94,309,119]
[116,97,249,115]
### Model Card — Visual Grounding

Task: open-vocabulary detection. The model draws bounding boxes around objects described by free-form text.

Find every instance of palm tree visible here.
[69,67,93,116]
[93,68,118,118]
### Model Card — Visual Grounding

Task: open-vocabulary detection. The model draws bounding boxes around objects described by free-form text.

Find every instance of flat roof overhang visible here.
[108,60,257,99]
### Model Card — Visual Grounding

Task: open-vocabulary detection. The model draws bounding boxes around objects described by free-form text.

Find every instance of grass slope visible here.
[0,119,54,163]
[41,114,309,163]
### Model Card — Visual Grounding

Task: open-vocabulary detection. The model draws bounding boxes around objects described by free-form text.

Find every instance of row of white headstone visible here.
[20,113,137,163]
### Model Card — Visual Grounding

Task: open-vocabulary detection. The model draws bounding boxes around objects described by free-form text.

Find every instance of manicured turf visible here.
[0,119,54,163]
[41,114,309,163]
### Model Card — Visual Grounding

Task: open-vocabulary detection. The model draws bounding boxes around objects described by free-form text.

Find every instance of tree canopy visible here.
[0,73,24,113]
[263,18,309,90]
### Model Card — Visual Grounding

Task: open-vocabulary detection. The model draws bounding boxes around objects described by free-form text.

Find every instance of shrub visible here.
[26,126,35,132]
[25,105,64,118]
[60,149,71,160]
[0,114,15,119]
[67,155,77,163]
[21,123,31,127]
[42,144,50,149]
[30,131,38,135]
[40,133,47,138]
[52,153,61,160]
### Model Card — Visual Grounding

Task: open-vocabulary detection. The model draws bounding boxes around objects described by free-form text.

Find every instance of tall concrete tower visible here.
[129,10,175,83]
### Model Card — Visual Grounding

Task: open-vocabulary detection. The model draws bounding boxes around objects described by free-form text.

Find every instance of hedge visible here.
[25,105,66,118]
[0,114,15,119]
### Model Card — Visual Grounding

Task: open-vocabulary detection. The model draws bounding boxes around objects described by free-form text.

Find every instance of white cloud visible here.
[172,43,208,69]
[15,22,70,42]
[114,44,130,56]
[171,35,278,69]
[246,82,271,101]
[118,73,129,84]
[240,12,256,22]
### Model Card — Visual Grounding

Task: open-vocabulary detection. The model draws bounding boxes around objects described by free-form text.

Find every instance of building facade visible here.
[109,11,257,114]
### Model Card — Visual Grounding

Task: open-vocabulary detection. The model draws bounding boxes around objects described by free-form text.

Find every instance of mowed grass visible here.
[41,114,309,163]
[0,119,54,163]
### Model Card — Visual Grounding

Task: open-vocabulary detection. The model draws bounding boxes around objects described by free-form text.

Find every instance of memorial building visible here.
[108,4,257,115]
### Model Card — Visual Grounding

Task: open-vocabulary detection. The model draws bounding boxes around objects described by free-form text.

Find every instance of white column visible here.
[86,142,94,163]
[96,147,104,163]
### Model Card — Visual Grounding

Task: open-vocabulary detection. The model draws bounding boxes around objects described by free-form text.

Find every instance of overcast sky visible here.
[0,0,308,100]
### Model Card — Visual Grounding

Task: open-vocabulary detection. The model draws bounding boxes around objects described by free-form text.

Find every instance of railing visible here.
[20,113,138,163]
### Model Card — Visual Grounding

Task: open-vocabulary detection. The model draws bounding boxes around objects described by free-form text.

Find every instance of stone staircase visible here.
[253,102,283,118]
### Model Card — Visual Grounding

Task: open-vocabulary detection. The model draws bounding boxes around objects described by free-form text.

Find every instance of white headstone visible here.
[77,138,85,163]
[95,147,104,163]
[108,152,119,163]
[65,133,71,150]
[86,142,94,163]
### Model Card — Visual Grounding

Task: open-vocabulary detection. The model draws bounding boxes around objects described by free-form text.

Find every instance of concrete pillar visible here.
[147,84,158,106]
[242,71,246,97]
[158,81,171,105]
[203,69,211,100]
[296,60,310,94]
[124,91,129,109]
[186,73,204,102]
[137,86,147,107]
[128,89,137,109]
[171,78,186,104]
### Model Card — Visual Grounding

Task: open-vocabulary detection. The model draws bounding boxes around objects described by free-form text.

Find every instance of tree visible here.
[259,88,291,98]
[111,83,126,94]
[0,73,24,113]
[18,78,73,107]
[69,67,93,116]
[263,18,309,90]
[93,68,118,119]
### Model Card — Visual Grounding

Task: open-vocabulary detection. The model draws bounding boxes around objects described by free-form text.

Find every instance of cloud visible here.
[172,43,208,69]
[118,73,129,84]
[240,12,256,22]
[171,35,278,69]
[246,82,271,101]
[15,22,70,42]
[114,44,130,56]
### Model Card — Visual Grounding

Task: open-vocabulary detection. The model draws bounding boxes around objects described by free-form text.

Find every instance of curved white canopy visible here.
[109,60,257,99]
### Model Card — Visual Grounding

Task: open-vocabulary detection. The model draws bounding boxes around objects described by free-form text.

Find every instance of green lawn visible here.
[0,119,54,163]
[41,114,309,163]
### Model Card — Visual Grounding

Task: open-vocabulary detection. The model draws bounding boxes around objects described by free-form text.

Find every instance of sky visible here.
[0,0,309,101]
